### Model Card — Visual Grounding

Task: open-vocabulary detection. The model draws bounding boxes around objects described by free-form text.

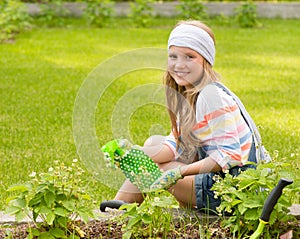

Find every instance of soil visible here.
[0,219,299,239]
[0,220,228,239]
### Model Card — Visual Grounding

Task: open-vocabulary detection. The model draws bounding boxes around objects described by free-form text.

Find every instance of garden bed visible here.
[1,206,299,238]
[1,217,299,238]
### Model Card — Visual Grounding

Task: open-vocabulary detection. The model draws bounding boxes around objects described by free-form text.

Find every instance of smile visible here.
[174,71,189,77]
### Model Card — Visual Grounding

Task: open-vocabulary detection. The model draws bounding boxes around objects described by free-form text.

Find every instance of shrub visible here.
[177,0,208,21]
[235,1,260,28]
[0,0,31,43]
[84,0,115,28]
[33,0,70,27]
[128,0,155,28]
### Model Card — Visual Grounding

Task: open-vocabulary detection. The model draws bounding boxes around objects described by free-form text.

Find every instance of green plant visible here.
[84,0,115,28]
[5,159,95,239]
[129,0,154,28]
[0,0,31,43]
[177,0,208,21]
[212,162,300,238]
[235,1,259,28]
[35,0,69,27]
[119,190,179,239]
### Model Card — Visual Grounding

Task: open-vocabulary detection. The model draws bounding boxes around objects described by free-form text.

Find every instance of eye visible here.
[186,54,195,60]
[168,54,177,60]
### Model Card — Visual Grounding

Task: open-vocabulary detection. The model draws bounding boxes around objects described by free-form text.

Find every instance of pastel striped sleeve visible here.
[194,84,252,170]
[163,133,182,159]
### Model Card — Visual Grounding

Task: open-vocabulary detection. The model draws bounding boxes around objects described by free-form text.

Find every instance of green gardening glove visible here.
[101,139,163,192]
[150,167,183,191]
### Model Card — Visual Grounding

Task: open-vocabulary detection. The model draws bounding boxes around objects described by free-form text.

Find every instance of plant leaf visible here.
[44,191,55,207]
[15,210,28,222]
[244,208,260,220]
[61,199,75,211]
[39,231,55,239]
[49,228,66,238]
[78,211,89,223]
[5,205,21,216]
[127,216,141,229]
[54,207,68,217]
[46,212,56,225]
[57,216,68,229]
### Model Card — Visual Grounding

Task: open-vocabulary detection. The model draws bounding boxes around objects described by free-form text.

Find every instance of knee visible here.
[143,135,165,147]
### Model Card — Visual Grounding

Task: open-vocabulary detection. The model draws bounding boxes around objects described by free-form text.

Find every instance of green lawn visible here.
[0,18,299,210]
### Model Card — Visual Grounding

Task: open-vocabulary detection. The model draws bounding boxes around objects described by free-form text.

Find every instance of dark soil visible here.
[0,220,228,239]
[0,219,299,239]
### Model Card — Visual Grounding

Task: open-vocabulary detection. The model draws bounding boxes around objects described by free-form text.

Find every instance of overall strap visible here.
[212,82,271,163]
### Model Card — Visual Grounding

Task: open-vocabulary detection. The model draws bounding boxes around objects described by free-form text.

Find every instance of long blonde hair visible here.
[164,20,220,162]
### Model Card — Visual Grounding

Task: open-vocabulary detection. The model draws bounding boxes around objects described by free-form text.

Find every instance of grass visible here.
[0,18,300,211]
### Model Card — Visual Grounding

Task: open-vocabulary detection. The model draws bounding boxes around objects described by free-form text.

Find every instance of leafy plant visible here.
[0,0,31,43]
[177,0,208,21]
[119,190,179,239]
[35,0,69,27]
[212,161,300,238]
[235,1,260,28]
[84,0,115,28]
[5,159,95,239]
[129,0,154,28]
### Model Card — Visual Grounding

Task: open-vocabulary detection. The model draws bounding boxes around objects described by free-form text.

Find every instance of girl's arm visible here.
[180,156,222,176]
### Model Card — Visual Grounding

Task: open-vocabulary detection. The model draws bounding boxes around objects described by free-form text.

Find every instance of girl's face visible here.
[168,46,204,88]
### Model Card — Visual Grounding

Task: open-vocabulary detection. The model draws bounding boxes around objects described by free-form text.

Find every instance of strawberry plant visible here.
[212,161,300,238]
[119,190,179,239]
[5,159,95,239]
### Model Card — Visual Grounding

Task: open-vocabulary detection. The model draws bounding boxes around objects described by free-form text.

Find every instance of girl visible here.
[101,20,270,212]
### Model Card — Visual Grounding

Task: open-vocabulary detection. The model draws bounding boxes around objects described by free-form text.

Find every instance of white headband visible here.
[168,24,215,66]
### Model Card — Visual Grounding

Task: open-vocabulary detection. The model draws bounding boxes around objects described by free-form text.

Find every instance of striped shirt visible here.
[164,83,253,171]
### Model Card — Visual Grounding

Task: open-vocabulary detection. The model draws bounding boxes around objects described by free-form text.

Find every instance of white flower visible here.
[29,172,36,177]
[73,158,78,163]
[48,167,54,172]
[154,197,160,202]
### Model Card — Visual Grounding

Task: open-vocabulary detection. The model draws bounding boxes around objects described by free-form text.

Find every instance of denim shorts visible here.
[194,142,257,212]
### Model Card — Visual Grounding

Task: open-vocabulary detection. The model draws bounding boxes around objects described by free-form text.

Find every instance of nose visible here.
[173,57,186,69]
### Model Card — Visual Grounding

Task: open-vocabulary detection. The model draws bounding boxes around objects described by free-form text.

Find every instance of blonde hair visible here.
[164,20,220,162]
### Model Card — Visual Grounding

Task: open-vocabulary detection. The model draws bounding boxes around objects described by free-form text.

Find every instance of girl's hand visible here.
[150,167,183,190]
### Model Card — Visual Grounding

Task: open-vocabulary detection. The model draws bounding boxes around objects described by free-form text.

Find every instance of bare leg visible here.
[114,179,144,203]
[158,161,197,208]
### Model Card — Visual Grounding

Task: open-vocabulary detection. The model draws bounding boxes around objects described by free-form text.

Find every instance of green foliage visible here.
[129,0,154,27]
[177,0,208,21]
[235,1,259,28]
[212,162,300,238]
[84,0,115,28]
[0,0,31,43]
[35,0,69,27]
[119,190,179,238]
[5,159,95,239]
